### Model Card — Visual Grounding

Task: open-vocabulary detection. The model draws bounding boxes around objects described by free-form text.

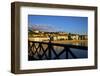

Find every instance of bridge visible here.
[28,41,88,60]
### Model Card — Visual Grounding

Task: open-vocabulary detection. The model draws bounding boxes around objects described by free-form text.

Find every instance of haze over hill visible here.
[28,24,87,35]
[28,24,63,32]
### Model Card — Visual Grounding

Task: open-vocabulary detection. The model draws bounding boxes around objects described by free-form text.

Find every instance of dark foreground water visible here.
[28,41,88,60]
[60,41,88,59]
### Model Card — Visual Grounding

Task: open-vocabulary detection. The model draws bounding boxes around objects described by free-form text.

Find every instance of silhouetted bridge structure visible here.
[28,41,88,60]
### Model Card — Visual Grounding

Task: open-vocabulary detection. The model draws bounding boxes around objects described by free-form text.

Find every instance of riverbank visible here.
[44,40,88,46]
[42,40,87,43]
[50,40,87,43]
[29,39,88,46]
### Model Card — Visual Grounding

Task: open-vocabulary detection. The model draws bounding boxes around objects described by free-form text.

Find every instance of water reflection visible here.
[66,41,88,46]
[52,41,88,59]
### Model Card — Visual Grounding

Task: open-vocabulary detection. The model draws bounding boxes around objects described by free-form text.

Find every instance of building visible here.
[57,34,68,40]
[33,30,40,33]
[79,35,88,40]
[29,36,50,41]
[70,34,79,40]
[28,29,87,41]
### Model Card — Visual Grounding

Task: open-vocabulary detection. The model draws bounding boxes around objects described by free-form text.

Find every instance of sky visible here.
[28,15,88,35]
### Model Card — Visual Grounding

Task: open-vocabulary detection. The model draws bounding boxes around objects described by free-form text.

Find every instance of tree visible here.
[68,33,72,40]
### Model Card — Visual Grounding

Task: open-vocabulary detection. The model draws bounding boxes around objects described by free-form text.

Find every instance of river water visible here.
[51,41,88,59]
[28,41,88,60]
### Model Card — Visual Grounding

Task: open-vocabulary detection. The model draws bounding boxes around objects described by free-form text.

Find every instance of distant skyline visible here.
[28,15,88,35]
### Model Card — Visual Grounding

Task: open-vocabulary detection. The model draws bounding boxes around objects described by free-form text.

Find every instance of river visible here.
[28,40,88,60]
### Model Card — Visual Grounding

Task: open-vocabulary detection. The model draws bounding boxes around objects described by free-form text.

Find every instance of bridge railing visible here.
[28,41,88,60]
